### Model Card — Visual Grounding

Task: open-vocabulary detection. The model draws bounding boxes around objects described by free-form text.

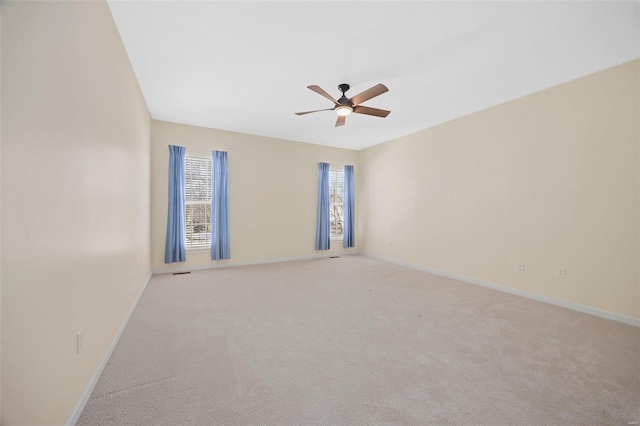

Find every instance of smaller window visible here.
[184,154,212,248]
[329,170,344,239]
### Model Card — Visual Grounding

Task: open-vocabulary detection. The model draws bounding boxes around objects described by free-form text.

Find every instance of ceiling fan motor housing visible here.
[337,84,352,106]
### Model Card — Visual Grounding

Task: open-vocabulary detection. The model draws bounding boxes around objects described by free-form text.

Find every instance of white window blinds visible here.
[329,170,344,238]
[184,155,212,248]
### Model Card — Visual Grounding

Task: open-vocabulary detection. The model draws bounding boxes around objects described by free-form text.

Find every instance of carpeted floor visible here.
[78,255,640,425]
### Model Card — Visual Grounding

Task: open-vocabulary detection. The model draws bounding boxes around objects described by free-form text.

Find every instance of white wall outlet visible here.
[77,329,84,354]
[517,261,525,271]
[556,268,566,278]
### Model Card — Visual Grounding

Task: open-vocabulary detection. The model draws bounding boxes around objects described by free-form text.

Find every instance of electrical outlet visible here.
[77,329,84,354]
[556,268,566,278]
[517,261,525,271]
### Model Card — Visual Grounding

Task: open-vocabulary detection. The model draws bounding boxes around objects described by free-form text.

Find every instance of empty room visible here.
[1,1,639,425]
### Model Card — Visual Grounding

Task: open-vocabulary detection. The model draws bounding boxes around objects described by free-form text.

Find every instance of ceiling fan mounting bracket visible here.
[338,83,350,94]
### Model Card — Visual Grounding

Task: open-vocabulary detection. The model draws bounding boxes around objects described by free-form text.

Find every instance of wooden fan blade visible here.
[308,85,339,105]
[335,115,346,127]
[353,105,391,118]
[349,83,389,106]
[295,108,334,116]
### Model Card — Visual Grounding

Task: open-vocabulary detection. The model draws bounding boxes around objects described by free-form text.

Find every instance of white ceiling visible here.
[108,1,639,150]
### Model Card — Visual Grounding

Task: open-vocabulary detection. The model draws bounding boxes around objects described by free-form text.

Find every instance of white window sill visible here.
[331,236,343,241]
[187,246,210,252]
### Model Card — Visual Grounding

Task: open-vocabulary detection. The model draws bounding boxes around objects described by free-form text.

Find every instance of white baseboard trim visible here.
[152,251,360,275]
[363,252,640,328]
[66,273,153,426]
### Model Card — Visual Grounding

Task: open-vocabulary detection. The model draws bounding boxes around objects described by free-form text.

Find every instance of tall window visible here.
[184,154,211,248]
[329,170,344,238]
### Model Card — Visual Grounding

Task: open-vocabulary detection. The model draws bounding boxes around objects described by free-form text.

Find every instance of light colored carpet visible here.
[78,255,640,425]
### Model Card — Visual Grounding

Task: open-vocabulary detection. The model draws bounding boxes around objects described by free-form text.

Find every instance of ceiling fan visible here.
[295,83,390,127]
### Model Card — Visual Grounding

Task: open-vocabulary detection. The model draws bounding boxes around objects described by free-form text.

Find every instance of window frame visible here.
[184,151,212,250]
[329,168,344,240]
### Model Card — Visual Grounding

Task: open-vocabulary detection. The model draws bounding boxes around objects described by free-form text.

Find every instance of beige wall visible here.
[360,60,640,321]
[1,2,151,425]
[151,120,359,273]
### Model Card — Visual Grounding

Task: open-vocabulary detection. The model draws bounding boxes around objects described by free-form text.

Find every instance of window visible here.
[329,170,344,238]
[185,154,211,248]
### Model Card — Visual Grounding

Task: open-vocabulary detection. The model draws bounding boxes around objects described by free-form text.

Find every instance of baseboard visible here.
[152,250,360,275]
[363,252,640,328]
[65,273,153,426]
